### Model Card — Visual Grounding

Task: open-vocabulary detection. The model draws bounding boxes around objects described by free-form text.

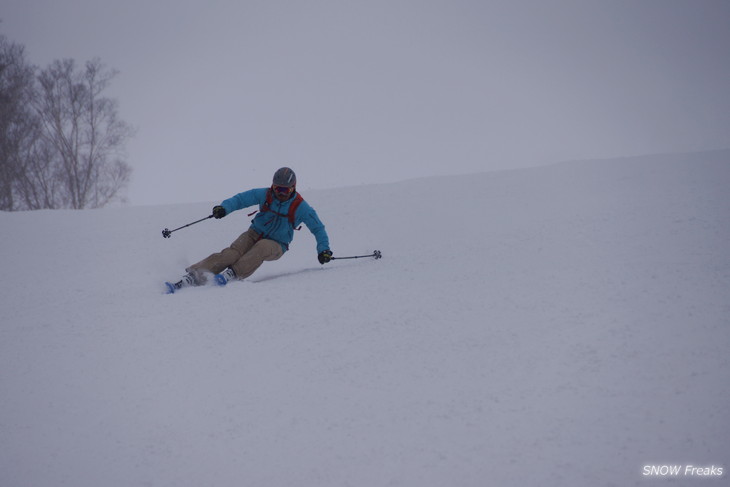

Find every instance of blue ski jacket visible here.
[220,188,330,254]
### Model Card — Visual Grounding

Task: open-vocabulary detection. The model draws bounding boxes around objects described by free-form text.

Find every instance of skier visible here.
[167,167,332,292]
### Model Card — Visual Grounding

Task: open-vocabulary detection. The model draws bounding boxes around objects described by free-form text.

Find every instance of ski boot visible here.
[165,272,199,294]
[214,268,237,286]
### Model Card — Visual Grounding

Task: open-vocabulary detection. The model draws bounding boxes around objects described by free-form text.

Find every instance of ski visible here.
[164,271,231,294]
[164,281,182,294]
[213,273,229,286]
[214,268,236,286]
[164,272,197,294]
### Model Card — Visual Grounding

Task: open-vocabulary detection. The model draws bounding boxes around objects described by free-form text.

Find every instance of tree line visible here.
[0,30,133,211]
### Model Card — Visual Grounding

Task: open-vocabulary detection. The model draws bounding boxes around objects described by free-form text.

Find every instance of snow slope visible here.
[2,151,729,486]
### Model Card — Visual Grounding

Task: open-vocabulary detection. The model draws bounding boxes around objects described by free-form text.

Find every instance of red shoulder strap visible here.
[247,189,273,217]
[288,193,304,229]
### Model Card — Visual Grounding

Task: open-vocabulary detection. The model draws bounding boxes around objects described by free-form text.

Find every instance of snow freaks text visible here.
[642,465,724,478]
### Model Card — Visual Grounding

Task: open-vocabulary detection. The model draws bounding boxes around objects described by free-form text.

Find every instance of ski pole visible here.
[331,250,382,260]
[162,215,213,238]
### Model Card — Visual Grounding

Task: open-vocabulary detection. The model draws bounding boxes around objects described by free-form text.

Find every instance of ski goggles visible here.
[273,185,294,195]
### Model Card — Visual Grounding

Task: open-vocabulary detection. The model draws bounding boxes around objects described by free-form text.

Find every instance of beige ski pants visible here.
[187,228,284,281]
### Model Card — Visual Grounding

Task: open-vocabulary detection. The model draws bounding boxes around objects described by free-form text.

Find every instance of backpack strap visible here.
[288,193,304,230]
[250,189,303,230]
[248,188,275,217]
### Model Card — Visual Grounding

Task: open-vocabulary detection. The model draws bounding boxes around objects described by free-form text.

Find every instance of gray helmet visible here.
[273,167,296,188]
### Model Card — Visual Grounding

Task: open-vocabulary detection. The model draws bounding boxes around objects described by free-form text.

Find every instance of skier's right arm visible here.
[219,188,268,215]
[212,206,226,219]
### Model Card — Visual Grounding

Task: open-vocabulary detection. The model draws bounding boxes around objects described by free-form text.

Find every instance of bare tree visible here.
[33,58,134,209]
[15,131,61,209]
[1,27,134,212]
[0,34,37,211]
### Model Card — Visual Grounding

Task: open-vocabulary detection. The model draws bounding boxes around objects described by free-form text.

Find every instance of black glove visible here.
[318,250,333,264]
[212,205,227,219]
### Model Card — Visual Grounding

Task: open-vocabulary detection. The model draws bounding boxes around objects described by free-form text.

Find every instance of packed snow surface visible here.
[2,151,729,486]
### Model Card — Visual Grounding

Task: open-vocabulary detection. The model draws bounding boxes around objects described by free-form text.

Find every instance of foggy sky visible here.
[3,0,730,205]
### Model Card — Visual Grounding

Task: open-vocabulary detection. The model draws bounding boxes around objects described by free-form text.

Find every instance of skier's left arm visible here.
[297,203,331,255]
